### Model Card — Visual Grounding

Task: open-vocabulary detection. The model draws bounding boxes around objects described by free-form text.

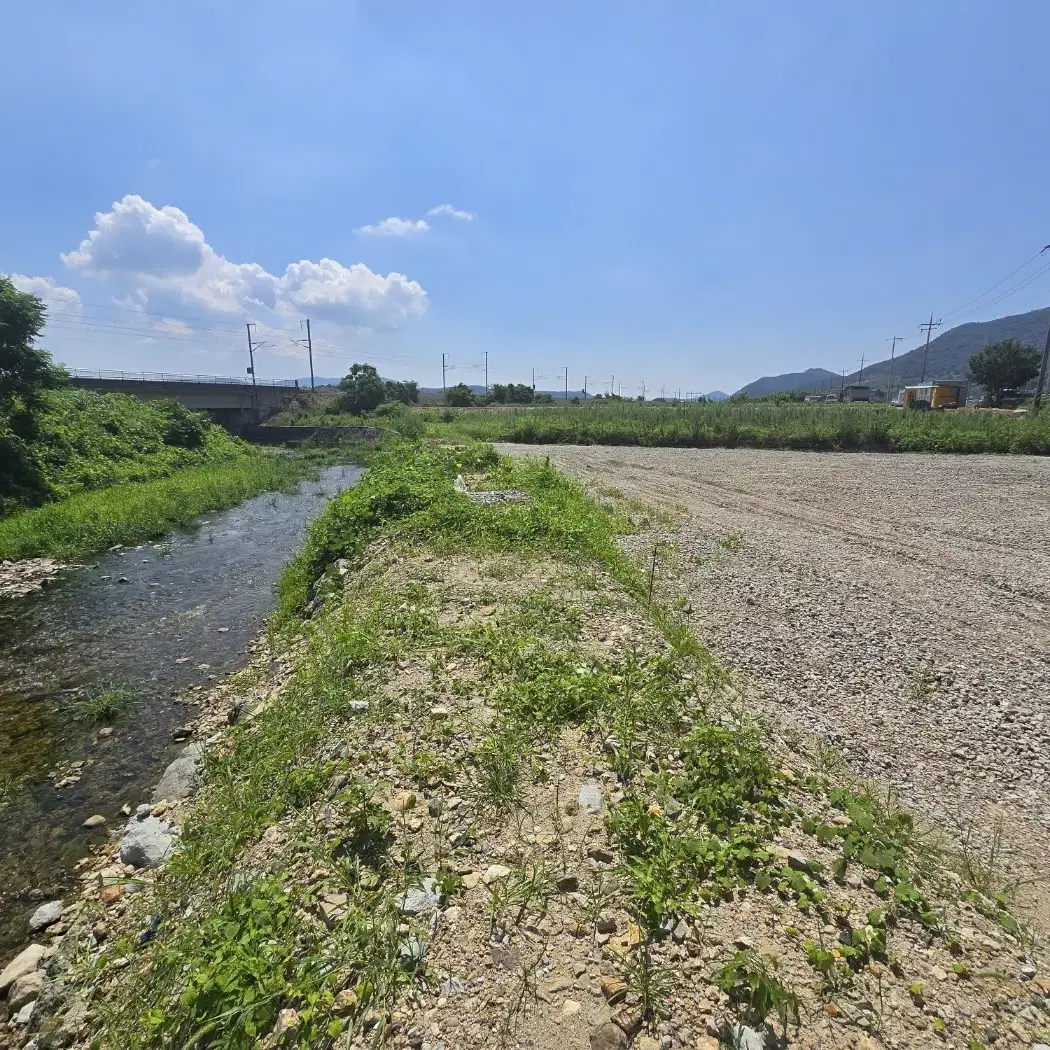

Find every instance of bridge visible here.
[67,369,302,433]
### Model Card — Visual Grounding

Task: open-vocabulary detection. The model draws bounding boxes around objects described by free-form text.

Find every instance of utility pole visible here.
[610,374,615,397]
[1037,320,1050,412]
[918,313,942,384]
[532,367,537,392]
[886,335,904,402]
[245,323,257,386]
[583,375,588,397]
[640,380,646,401]
[563,367,569,400]
[484,352,489,395]
[442,353,447,394]
[1034,244,1050,410]
[858,354,865,382]
[300,319,314,389]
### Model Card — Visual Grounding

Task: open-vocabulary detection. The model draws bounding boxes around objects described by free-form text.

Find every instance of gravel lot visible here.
[501,444,1050,923]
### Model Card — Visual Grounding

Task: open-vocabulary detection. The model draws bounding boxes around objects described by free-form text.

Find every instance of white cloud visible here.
[58,195,427,329]
[9,274,82,314]
[354,217,430,237]
[279,259,427,329]
[427,204,475,222]
[62,195,206,278]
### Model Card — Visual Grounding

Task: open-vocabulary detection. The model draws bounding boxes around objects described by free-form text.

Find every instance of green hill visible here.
[737,307,1050,396]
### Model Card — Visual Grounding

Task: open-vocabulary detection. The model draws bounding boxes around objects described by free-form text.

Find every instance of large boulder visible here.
[119,815,175,868]
[153,743,204,802]
[0,943,45,994]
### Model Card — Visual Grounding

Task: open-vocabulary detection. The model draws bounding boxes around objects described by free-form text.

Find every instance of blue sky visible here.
[3,1,1050,394]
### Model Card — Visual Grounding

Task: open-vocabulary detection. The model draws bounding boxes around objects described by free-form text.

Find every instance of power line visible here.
[942,246,1050,322]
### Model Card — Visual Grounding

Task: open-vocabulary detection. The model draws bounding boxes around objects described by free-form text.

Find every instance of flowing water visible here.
[0,465,361,955]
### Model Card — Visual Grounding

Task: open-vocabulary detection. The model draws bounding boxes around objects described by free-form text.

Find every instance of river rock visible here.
[153,744,204,802]
[12,999,35,1027]
[9,969,45,1010]
[82,814,106,828]
[119,815,175,868]
[28,901,63,933]
[0,943,45,993]
[589,1022,627,1050]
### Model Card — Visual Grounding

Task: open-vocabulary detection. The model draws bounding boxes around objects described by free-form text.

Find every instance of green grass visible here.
[3,388,255,515]
[425,400,1050,454]
[289,400,1050,454]
[73,685,137,724]
[0,454,305,560]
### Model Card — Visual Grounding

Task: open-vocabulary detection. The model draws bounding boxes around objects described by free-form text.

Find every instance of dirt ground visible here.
[499,444,1050,926]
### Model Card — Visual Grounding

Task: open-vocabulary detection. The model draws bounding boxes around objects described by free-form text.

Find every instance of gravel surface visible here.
[500,444,1050,925]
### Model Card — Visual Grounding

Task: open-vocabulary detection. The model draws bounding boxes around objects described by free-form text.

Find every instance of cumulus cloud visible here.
[354,217,430,237]
[59,195,427,329]
[62,195,206,278]
[279,259,427,329]
[427,204,475,222]
[9,274,82,314]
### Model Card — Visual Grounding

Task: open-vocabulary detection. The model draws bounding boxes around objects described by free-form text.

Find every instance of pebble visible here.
[579,783,604,815]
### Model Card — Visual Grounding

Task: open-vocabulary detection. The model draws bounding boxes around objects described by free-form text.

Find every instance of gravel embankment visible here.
[500,444,1050,924]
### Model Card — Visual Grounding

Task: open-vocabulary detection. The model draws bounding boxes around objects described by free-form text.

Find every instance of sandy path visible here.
[500,444,1050,918]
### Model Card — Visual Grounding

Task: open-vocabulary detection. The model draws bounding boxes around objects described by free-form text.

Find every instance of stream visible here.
[0,464,361,955]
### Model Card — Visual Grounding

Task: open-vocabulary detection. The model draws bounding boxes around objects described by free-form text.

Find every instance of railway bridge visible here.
[67,370,301,433]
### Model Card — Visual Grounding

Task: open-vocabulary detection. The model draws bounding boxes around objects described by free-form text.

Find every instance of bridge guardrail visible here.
[67,368,299,388]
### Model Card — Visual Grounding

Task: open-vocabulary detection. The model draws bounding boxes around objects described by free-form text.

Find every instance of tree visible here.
[1,275,65,428]
[334,363,385,414]
[0,275,66,509]
[383,379,419,405]
[444,382,476,407]
[968,339,1041,405]
[492,382,535,405]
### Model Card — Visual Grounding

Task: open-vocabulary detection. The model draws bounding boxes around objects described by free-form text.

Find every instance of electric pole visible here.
[563,367,569,400]
[484,352,489,395]
[245,323,257,386]
[532,367,537,392]
[442,353,447,394]
[886,335,904,402]
[610,374,615,397]
[858,354,865,383]
[1037,320,1050,412]
[300,319,314,389]
[583,376,588,397]
[918,313,942,384]
[640,380,646,400]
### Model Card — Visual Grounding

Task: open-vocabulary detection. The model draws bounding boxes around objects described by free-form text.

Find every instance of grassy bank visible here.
[50,442,1043,1050]
[0,454,304,560]
[2,388,253,516]
[282,400,1050,454]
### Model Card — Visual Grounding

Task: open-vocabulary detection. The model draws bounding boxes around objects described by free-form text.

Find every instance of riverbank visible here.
[0,454,305,562]
[6,443,1046,1050]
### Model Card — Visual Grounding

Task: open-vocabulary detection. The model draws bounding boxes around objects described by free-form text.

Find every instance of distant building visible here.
[843,385,871,402]
[899,381,967,409]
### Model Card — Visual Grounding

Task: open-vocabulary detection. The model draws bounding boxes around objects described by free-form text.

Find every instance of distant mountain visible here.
[737,368,840,398]
[840,307,1050,392]
[296,377,342,387]
[703,390,730,401]
[735,307,1050,397]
